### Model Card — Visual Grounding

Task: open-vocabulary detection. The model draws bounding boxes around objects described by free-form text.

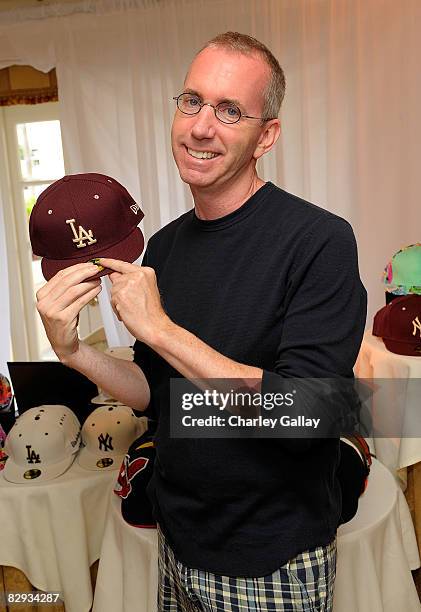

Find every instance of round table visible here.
[93,493,157,612]
[0,459,116,612]
[334,458,420,611]
[354,329,421,600]
[93,459,420,612]
[354,329,421,472]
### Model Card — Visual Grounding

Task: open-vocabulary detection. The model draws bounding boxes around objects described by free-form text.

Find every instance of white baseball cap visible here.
[3,405,81,483]
[78,405,147,471]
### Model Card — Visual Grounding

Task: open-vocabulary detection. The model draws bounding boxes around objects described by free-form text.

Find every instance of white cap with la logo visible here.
[3,405,81,483]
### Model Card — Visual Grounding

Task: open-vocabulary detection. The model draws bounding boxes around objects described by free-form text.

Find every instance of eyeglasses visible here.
[173,93,273,125]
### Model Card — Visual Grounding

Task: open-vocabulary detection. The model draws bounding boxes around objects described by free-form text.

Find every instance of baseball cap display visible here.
[29,173,145,281]
[3,405,81,483]
[114,431,156,528]
[78,405,148,471]
[373,294,421,356]
[383,243,421,296]
[0,373,13,411]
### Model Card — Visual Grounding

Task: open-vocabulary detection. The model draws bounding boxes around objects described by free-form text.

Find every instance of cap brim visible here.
[90,394,125,406]
[383,338,421,357]
[3,453,76,484]
[41,227,144,281]
[77,445,124,471]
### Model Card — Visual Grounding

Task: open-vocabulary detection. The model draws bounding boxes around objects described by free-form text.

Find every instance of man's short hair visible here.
[197,31,286,121]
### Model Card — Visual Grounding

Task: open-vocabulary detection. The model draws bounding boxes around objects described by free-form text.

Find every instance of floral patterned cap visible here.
[383,243,421,295]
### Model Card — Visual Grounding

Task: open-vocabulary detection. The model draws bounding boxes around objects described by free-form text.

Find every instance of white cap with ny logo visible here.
[78,405,147,471]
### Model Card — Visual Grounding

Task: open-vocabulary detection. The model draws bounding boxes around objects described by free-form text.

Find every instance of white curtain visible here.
[0,0,420,338]
[0,186,11,376]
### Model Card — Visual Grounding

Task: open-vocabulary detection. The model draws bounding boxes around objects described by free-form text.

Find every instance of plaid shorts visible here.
[157,525,337,612]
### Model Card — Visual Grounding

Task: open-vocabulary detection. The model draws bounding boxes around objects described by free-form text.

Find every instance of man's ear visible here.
[253,119,281,160]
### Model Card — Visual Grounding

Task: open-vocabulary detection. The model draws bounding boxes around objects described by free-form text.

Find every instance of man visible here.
[37,32,367,611]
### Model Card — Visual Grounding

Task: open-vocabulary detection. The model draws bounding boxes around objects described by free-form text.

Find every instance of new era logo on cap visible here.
[373,294,421,356]
[29,173,144,281]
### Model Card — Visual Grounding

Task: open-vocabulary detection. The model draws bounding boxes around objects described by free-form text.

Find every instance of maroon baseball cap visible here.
[29,173,144,281]
[372,295,421,356]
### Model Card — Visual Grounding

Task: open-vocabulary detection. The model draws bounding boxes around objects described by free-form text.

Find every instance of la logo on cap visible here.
[26,445,41,464]
[66,218,97,249]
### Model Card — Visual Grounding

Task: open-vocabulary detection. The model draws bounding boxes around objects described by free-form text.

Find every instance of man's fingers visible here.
[61,284,103,323]
[36,263,99,302]
[40,280,102,316]
[36,263,100,303]
[98,258,137,274]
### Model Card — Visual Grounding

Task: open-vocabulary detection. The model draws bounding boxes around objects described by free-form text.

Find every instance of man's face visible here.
[171,47,271,193]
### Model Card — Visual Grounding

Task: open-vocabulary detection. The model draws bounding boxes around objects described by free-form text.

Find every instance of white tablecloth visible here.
[93,493,158,612]
[93,459,420,612]
[0,459,116,612]
[354,330,421,473]
[334,458,420,611]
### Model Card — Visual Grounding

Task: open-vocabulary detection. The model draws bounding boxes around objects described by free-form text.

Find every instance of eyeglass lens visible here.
[176,93,241,124]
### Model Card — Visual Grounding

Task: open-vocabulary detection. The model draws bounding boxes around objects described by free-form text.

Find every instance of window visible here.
[3,101,103,361]
[3,102,65,359]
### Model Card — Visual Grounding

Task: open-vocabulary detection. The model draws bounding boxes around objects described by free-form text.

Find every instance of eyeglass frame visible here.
[172,92,276,124]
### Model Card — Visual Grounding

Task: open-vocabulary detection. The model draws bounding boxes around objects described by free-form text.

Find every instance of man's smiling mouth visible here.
[187,147,220,160]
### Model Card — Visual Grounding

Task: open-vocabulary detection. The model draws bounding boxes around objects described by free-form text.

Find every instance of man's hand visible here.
[99,258,171,345]
[36,263,102,360]
[98,258,263,388]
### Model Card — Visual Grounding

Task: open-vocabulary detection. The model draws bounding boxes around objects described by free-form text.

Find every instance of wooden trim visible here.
[0,67,58,107]
[0,92,58,106]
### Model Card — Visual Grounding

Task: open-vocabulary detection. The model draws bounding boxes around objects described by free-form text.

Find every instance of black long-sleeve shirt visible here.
[134,181,367,576]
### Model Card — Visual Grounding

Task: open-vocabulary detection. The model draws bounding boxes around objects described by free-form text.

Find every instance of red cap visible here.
[29,173,144,280]
[372,295,421,356]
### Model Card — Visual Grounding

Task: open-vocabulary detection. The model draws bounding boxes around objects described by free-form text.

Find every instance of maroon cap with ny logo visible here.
[29,173,144,280]
[373,294,421,356]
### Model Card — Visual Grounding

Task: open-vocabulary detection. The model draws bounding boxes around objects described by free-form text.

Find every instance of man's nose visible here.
[190,104,217,139]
